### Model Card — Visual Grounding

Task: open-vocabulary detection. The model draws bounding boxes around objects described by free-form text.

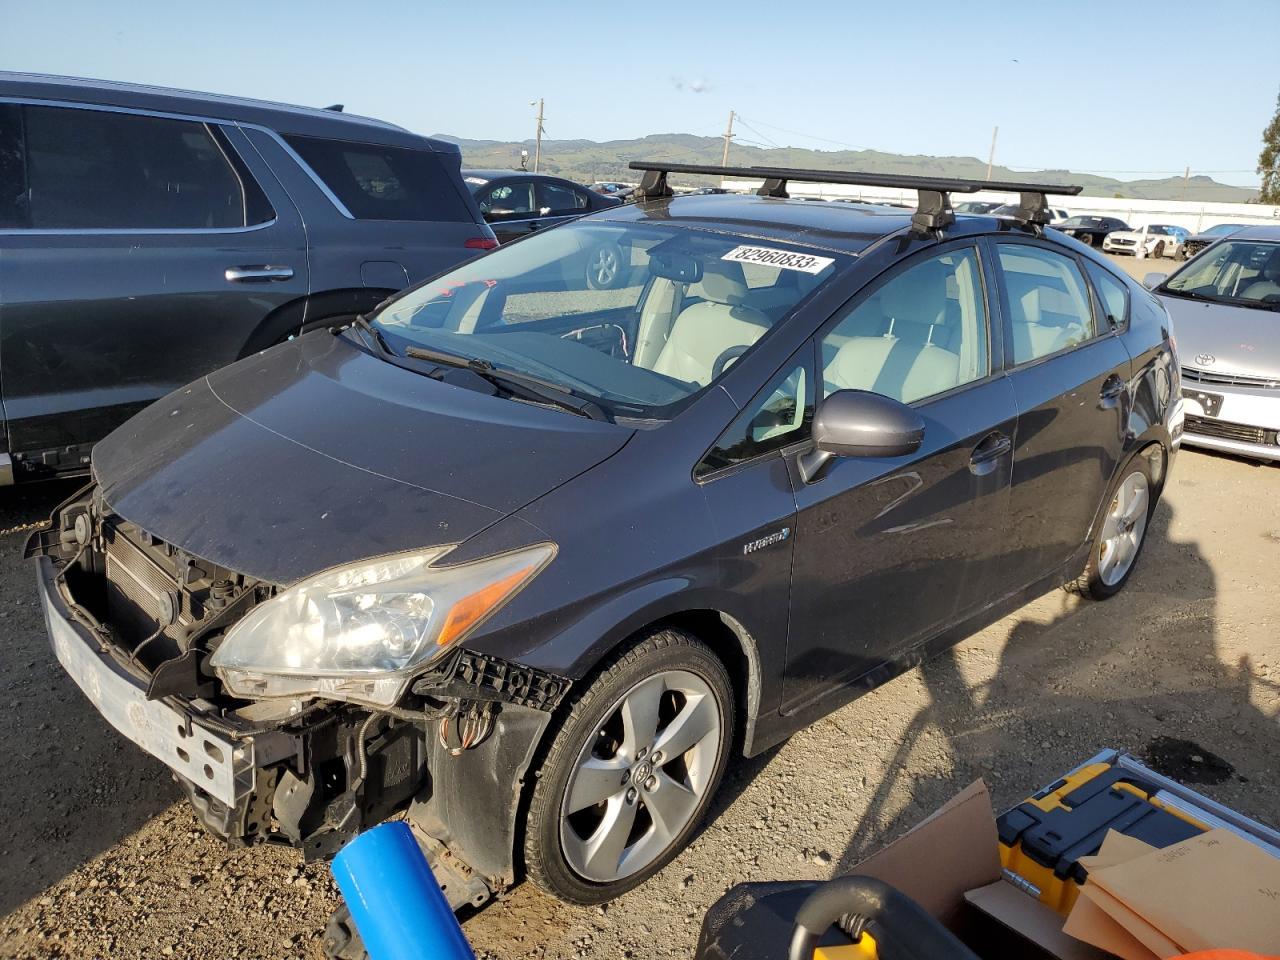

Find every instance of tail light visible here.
[465,237,499,251]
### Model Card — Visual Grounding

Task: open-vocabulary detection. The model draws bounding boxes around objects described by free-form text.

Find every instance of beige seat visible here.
[822,261,961,404]
[1009,286,1077,361]
[1241,250,1280,301]
[651,261,770,386]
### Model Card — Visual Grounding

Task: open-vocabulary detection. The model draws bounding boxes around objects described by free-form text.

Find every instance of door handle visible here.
[225,265,295,283]
[1098,378,1126,409]
[969,432,1012,476]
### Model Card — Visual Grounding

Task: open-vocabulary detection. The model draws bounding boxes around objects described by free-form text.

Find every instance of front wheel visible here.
[1079,233,1094,247]
[524,629,734,904]
[1152,241,1166,259]
[1067,457,1156,600]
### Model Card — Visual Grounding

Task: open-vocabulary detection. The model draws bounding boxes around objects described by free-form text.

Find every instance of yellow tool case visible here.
[997,749,1280,917]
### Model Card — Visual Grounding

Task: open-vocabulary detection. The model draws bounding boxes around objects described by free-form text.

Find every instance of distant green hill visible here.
[436,133,1258,203]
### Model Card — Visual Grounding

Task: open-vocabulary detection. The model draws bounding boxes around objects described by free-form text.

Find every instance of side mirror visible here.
[796,390,925,483]
[1143,272,1167,290]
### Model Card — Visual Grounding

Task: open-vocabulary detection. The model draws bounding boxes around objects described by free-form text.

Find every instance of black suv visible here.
[31,163,1178,926]
[0,73,496,485]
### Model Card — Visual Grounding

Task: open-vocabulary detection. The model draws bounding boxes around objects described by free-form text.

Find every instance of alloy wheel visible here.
[589,246,620,287]
[1097,471,1150,586]
[560,669,722,883]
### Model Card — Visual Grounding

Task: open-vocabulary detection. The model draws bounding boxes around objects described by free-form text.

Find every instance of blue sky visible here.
[2,0,1276,187]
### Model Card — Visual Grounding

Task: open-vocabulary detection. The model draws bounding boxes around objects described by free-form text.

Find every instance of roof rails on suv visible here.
[627,161,1082,236]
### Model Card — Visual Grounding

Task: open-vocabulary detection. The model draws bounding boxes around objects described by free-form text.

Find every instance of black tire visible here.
[524,628,734,904]
[1079,233,1094,247]
[1066,454,1157,601]
[585,241,627,290]
[1152,241,1166,259]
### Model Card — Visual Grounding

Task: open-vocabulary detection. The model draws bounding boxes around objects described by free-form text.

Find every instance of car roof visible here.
[0,71,454,153]
[1225,224,1280,241]
[586,192,916,254]
[462,169,576,182]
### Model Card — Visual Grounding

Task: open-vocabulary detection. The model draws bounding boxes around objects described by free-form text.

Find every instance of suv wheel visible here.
[1067,456,1156,600]
[524,628,734,904]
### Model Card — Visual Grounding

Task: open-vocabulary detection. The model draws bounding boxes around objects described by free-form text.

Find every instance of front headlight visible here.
[209,542,555,707]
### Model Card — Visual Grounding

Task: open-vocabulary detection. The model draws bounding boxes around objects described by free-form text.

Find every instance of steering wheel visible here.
[787,877,980,960]
[712,344,751,380]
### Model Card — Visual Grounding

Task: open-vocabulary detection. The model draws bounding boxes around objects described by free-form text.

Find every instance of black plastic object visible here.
[789,877,981,960]
[695,877,980,960]
[997,768,1202,884]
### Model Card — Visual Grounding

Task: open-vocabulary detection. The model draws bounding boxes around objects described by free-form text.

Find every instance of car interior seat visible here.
[823,260,962,404]
[651,261,771,386]
[1241,250,1280,300]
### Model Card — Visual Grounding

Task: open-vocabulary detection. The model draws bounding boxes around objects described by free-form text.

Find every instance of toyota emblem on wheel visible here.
[1194,353,1216,366]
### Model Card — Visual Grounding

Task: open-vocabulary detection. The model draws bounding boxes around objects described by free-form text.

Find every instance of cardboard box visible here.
[843,780,1110,960]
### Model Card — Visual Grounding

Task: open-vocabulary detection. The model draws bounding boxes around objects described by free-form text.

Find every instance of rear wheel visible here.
[524,628,734,904]
[1067,456,1155,600]
[1079,233,1094,247]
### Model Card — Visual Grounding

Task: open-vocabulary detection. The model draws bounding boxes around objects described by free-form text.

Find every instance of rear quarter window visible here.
[284,135,473,222]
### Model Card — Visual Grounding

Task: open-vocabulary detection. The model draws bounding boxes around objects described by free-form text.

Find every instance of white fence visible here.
[722,178,1280,232]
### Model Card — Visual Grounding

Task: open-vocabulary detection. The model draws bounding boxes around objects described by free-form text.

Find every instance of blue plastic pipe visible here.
[331,821,475,960]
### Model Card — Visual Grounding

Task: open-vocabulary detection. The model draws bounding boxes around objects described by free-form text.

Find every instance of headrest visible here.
[698,260,749,306]
[1264,249,1280,282]
[880,261,948,324]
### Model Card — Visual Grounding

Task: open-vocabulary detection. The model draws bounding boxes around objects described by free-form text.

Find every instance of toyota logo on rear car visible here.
[1195,353,1216,366]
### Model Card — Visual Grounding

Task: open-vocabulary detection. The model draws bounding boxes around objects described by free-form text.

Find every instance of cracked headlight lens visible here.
[209,543,555,706]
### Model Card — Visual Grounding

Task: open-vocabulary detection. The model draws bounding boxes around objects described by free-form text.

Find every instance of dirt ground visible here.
[1,255,1276,960]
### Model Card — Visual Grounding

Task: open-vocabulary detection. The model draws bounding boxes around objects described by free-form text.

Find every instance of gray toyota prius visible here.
[30,163,1180,920]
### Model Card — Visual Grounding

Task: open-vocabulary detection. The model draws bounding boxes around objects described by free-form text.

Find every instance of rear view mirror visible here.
[1143,272,1167,290]
[649,253,703,284]
[797,390,925,483]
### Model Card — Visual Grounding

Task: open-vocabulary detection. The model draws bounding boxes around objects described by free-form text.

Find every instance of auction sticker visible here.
[721,245,834,274]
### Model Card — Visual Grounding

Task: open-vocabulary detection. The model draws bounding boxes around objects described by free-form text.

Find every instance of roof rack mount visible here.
[627,161,1082,233]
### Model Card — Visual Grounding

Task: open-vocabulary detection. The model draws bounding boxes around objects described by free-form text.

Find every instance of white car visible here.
[989,203,1071,223]
[1103,224,1185,259]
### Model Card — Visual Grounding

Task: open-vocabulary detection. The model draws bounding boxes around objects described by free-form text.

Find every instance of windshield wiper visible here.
[349,314,396,356]
[404,345,612,422]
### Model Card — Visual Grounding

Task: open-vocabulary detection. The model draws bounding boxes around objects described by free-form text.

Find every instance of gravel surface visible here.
[1,256,1276,960]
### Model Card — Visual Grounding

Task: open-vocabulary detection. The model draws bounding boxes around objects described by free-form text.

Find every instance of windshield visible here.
[1203,224,1244,236]
[1059,216,1103,228]
[1162,240,1280,309]
[369,221,847,418]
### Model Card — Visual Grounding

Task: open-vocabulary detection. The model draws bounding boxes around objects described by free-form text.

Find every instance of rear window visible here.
[284,135,473,222]
[2,104,274,230]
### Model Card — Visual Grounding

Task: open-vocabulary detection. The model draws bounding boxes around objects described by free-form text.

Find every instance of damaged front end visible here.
[29,486,570,910]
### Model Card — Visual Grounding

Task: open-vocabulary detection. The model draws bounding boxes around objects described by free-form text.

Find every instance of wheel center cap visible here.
[633,760,652,782]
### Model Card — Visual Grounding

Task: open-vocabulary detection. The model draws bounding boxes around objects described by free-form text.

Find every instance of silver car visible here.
[1147,225,1280,462]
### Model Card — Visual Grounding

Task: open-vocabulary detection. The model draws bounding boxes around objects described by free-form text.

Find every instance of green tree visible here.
[1260,88,1280,204]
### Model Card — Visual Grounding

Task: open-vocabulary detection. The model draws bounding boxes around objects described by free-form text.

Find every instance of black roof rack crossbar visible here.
[627,161,1082,233]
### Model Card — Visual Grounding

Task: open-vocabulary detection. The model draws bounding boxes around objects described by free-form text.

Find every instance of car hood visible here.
[1106,231,1143,241]
[93,332,633,584]
[1158,294,1280,379]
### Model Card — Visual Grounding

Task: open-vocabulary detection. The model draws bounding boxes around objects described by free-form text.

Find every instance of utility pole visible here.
[985,125,999,181]
[1182,165,1191,199]
[531,98,545,173]
[720,110,735,185]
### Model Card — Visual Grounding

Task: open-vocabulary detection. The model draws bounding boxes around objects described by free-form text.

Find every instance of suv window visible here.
[538,180,589,216]
[998,244,1096,364]
[284,135,472,222]
[477,181,535,219]
[821,246,989,405]
[1084,261,1129,328]
[697,360,814,478]
[0,104,22,228]
[14,105,273,230]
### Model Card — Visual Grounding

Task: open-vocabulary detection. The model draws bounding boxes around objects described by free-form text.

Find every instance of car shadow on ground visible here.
[831,495,1276,874]
[0,481,181,916]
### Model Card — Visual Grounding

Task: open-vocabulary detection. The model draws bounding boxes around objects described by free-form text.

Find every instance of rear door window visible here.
[283,135,472,222]
[537,180,590,216]
[997,243,1097,364]
[0,103,24,228]
[17,105,274,230]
